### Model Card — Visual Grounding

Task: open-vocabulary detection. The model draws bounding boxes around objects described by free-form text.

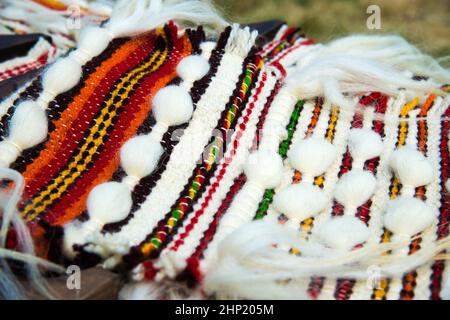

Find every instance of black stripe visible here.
[20,35,169,219]
[102,27,232,234]
[122,53,260,268]
[9,38,129,173]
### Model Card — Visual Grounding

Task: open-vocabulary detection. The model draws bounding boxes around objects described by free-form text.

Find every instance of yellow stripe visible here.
[301,106,340,234]
[374,97,418,299]
[23,40,168,221]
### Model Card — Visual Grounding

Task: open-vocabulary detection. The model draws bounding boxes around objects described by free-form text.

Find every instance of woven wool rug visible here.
[0,0,449,300]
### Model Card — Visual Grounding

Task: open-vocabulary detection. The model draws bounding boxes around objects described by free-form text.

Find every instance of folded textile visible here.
[0,0,449,300]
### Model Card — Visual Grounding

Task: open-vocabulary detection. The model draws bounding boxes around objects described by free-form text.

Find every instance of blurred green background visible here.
[214,0,450,59]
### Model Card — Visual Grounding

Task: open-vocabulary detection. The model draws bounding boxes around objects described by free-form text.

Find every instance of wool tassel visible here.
[106,0,227,38]
[315,215,370,251]
[383,145,436,256]
[389,146,434,190]
[285,35,449,110]
[272,136,336,227]
[0,168,65,299]
[203,219,450,299]
[384,196,437,237]
[314,127,382,250]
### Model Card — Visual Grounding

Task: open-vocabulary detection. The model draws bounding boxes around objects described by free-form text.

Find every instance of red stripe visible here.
[43,34,187,225]
[185,173,247,282]
[22,37,156,199]
[270,39,315,66]
[356,94,388,224]
[175,80,283,281]
[312,93,386,299]
[430,103,450,299]
[169,72,269,251]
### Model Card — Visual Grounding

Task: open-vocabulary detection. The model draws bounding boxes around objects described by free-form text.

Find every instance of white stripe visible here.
[91,46,250,258]
[155,70,278,278]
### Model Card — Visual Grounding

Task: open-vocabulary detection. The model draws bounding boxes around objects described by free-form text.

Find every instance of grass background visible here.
[214,0,450,60]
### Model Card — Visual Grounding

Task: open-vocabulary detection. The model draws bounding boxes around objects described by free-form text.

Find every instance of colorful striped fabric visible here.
[0,37,58,82]
[2,23,198,258]
[1,15,449,301]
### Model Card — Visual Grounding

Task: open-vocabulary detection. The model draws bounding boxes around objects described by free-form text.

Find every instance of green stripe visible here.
[254,100,304,220]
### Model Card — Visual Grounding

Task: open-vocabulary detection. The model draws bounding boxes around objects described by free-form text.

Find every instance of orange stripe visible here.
[292,99,322,184]
[54,72,177,225]
[54,37,193,225]
[305,99,322,138]
[22,38,146,183]
[399,95,435,300]
[32,0,67,11]
[418,94,435,153]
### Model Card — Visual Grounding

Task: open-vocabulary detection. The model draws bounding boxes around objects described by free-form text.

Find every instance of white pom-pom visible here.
[334,169,376,209]
[152,85,194,126]
[315,216,370,250]
[9,101,48,149]
[120,135,163,178]
[390,146,433,188]
[42,57,82,96]
[348,128,383,162]
[273,183,328,221]
[244,151,283,189]
[87,182,133,225]
[176,55,210,82]
[384,196,437,236]
[446,179,450,192]
[288,137,337,178]
[77,26,112,59]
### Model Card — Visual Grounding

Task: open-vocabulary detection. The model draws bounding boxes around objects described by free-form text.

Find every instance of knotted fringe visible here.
[225,23,258,57]
[285,35,450,109]
[203,220,450,299]
[0,168,64,299]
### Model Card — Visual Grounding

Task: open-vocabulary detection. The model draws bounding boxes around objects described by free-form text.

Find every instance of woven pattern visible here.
[2,23,197,258]
[128,25,449,299]
[1,16,449,300]
[0,37,58,81]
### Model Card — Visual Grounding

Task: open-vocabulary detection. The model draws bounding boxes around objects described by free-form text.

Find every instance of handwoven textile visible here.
[0,0,449,301]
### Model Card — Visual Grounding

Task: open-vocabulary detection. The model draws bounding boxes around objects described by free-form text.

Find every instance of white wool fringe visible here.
[203,220,450,299]
[225,23,258,57]
[0,168,65,299]
[106,0,228,37]
[286,35,450,110]
[316,35,450,84]
[119,280,203,300]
